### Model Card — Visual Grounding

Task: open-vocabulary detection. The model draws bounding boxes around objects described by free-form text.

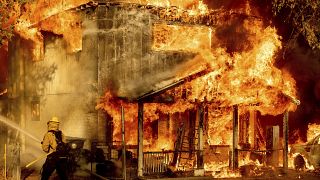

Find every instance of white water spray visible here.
[0,115,41,143]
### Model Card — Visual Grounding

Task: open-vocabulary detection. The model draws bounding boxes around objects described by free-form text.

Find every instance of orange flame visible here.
[146,0,199,8]
[38,11,82,52]
[97,2,297,154]
[14,0,89,60]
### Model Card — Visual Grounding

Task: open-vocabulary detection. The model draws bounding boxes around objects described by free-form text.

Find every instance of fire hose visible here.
[25,151,54,168]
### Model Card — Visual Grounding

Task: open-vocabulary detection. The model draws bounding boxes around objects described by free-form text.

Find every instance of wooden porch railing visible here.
[143,151,172,175]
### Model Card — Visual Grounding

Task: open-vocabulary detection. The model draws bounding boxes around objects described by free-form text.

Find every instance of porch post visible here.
[121,106,126,180]
[231,105,239,170]
[138,102,144,177]
[283,110,289,172]
[197,105,204,169]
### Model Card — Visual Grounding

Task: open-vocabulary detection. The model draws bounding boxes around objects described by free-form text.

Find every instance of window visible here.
[31,97,40,121]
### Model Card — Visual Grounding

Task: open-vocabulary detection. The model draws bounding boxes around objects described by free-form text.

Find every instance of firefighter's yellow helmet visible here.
[48,116,60,124]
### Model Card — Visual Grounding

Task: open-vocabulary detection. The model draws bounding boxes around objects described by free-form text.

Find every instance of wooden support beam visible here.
[197,105,204,169]
[189,110,196,153]
[266,126,279,167]
[138,102,144,177]
[105,113,113,160]
[239,112,250,147]
[231,105,239,170]
[121,106,126,180]
[249,110,257,149]
[283,110,289,172]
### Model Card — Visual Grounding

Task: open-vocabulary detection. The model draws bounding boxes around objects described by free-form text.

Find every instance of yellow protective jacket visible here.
[41,124,66,153]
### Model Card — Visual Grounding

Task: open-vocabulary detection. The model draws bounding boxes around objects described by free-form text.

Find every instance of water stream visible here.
[0,115,41,143]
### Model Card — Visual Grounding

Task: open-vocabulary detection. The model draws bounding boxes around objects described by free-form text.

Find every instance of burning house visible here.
[1,0,302,179]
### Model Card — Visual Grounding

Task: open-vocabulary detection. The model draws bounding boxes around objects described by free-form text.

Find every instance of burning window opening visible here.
[31,96,40,121]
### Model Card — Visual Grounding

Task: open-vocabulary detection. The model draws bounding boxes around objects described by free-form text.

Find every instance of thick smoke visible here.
[279,43,320,142]
[215,16,254,54]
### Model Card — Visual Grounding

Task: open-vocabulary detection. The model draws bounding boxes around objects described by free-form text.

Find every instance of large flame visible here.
[96,1,298,175]
[13,0,89,60]
[38,11,82,52]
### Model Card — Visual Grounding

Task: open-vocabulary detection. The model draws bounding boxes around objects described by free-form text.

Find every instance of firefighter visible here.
[41,117,69,180]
